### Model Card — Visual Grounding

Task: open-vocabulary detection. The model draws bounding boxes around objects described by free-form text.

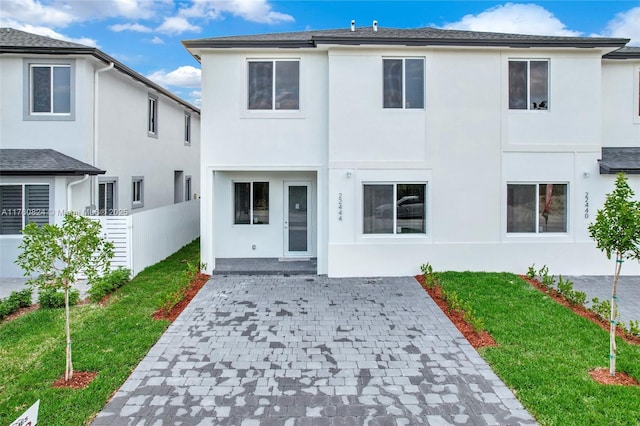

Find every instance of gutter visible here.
[92,62,114,209]
[67,174,90,211]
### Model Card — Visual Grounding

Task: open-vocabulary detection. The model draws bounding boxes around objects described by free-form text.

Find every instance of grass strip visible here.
[0,239,200,425]
[436,271,640,426]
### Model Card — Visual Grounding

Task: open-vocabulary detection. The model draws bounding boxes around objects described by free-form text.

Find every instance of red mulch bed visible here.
[415,275,497,349]
[152,272,210,322]
[589,368,640,387]
[518,275,640,346]
[3,304,39,322]
[52,371,98,389]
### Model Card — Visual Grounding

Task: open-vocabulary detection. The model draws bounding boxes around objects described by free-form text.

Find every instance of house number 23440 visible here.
[584,192,589,219]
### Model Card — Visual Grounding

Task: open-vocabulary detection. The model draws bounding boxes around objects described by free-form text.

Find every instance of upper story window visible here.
[0,184,49,235]
[24,60,75,121]
[383,58,425,109]
[184,113,191,145]
[507,183,567,233]
[509,60,549,110]
[248,60,299,110]
[363,183,426,235]
[132,177,144,209]
[148,95,158,137]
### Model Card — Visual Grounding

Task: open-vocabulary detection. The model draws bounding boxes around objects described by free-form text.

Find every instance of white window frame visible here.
[506,182,569,234]
[147,94,158,137]
[245,59,301,113]
[0,184,50,235]
[233,181,270,225]
[132,176,144,209]
[508,59,550,111]
[184,112,191,145]
[98,177,118,216]
[382,57,425,110]
[23,59,75,121]
[362,182,427,235]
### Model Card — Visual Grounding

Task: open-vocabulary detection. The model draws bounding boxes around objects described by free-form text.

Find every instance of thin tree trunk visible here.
[64,282,73,381]
[609,253,622,376]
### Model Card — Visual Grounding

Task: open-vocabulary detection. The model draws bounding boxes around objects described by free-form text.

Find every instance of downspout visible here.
[92,62,115,208]
[67,174,90,212]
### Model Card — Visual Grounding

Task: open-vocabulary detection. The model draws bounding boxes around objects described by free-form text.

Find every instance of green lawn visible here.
[0,239,200,426]
[436,271,640,426]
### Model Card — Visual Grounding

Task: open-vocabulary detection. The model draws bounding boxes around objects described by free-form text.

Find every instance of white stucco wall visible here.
[198,44,640,277]
[602,59,640,147]
[96,68,201,213]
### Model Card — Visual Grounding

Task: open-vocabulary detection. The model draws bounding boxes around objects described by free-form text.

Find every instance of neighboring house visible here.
[184,25,640,277]
[0,28,201,277]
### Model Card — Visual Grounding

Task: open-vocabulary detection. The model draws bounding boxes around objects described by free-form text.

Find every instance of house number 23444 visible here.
[584,192,589,219]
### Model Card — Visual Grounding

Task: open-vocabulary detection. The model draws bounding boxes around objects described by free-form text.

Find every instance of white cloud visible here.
[593,7,640,46]
[109,23,153,33]
[0,0,77,27]
[147,66,201,88]
[0,20,98,46]
[441,3,581,37]
[189,90,201,107]
[151,36,164,44]
[156,16,201,35]
[159,0,294,35]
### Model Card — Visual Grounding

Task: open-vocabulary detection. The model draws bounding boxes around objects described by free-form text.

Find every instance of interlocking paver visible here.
[93,275,537,425]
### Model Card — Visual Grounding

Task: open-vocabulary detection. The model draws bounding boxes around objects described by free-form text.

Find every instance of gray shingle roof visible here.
[183,26,629,52]
[0,28,199,114]
[604,46,640,59]
[599,148,640,174]
[0,27,87,49]
[0,149,105,176]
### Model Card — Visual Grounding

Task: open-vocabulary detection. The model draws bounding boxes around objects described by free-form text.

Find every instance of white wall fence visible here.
[89,199,200,276]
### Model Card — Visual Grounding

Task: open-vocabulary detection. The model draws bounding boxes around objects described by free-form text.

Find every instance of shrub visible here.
[591,297,612,322]
[0,288,33,321]
[39,288,80,309]
[526,264,536,279]
[88,267,131,303]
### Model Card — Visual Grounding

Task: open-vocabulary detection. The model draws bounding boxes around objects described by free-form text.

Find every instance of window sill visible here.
[240,110,306,120]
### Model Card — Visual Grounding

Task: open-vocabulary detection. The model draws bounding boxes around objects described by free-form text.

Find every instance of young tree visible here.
[588,172,640,376]
[16,213,114,382]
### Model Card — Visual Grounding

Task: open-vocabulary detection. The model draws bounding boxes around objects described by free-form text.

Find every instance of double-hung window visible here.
[383,58,424,109]
[0,184,49,235]
[234,182,269,225]
[507,183,567,233]
[363,183,426,234]
[509,60,549,110]
[132,177,144,209]
[148,95,158,136]
[248,60,299,110]
[28,63,72,118]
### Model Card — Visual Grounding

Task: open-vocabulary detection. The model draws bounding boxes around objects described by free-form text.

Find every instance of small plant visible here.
[591,297,612,322]
[556,275,572,295]
[0,288,33,320]
[627,320,640,337]
[420,263,437,288]
[39,288,80,309]
[526,264,536,279]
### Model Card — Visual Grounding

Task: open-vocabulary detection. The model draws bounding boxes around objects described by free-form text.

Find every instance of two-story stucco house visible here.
[0,28,201,277]
[183,25,640,277]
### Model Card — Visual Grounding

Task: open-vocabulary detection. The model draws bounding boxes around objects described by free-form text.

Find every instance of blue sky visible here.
[2,1,639,105]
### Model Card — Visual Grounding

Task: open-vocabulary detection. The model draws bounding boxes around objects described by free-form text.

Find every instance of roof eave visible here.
[0,169,106,176]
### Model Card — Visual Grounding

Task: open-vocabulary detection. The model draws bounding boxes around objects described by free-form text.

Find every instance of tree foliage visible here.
[16,213,114,381]
[588,172,640,376]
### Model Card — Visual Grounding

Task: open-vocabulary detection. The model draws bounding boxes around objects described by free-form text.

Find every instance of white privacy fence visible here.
[88,199,200,276]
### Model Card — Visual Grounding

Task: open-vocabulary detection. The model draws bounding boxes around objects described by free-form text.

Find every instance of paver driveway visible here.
[93,276,537,425]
